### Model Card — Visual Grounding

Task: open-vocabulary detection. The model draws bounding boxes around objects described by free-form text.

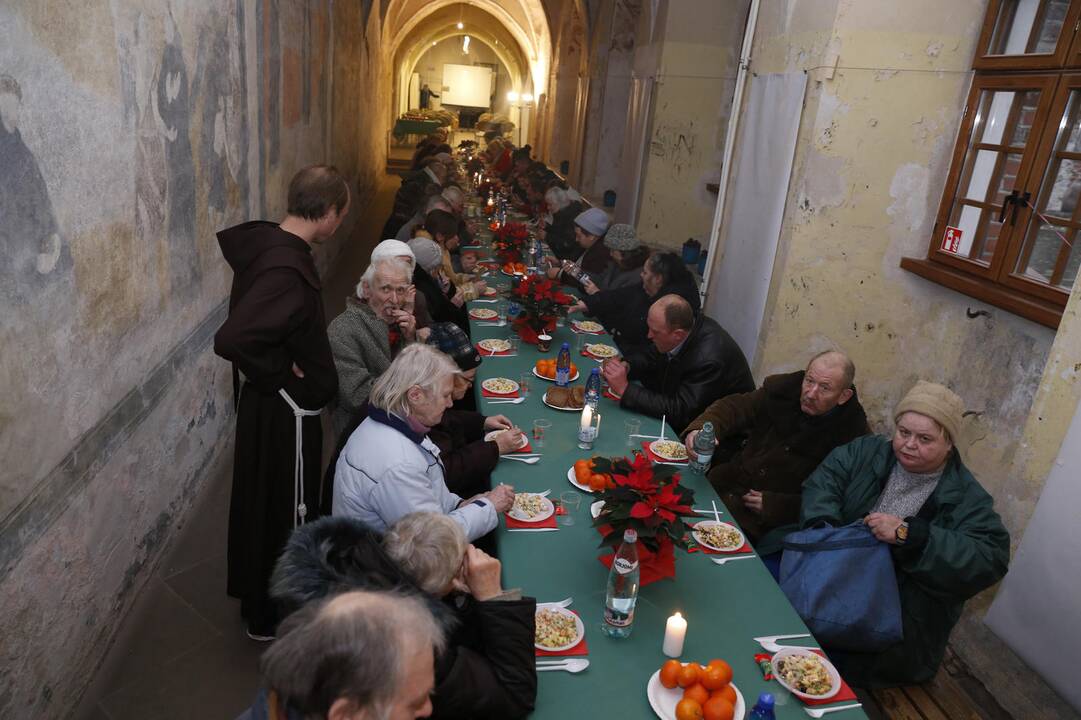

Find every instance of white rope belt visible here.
[278,389,323,528]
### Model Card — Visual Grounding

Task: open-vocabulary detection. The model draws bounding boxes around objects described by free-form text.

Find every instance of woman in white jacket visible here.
[333,343,515,540]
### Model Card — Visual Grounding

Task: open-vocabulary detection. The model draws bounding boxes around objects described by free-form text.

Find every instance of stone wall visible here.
[0,0,384,715]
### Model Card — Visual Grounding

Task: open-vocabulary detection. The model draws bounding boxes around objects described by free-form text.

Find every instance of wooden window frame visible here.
[903,0,1081,329]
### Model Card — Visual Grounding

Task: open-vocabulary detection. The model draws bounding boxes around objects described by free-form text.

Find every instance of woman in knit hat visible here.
[408,236,470,335]
[796,380,1009,688]
[546,207,611,292]
[582,223,651,294]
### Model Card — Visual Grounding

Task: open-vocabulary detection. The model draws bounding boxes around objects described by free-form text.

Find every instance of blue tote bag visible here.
[779,522,903,652]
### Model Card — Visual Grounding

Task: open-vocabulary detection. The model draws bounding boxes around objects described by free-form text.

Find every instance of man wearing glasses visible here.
[328,255,422,437]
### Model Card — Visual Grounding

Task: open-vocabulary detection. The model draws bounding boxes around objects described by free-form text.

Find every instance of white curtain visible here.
[614,76,654,224]
[985,396,1081,713]
[704,72,807,365]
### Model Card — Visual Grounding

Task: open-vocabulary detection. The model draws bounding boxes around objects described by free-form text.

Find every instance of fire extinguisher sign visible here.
[942,226,962,254]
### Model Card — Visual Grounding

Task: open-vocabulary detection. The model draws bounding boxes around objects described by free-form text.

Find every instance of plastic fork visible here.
[804,703,862,717]
[711,554,757,566]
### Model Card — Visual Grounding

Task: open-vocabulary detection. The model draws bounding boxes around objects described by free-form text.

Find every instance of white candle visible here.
[579,405,593,432]
[663,612,687,657]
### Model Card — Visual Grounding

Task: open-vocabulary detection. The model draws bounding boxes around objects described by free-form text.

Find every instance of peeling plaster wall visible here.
[0,1,382,715]
[633,0,748,252]
[745,0,1080,715]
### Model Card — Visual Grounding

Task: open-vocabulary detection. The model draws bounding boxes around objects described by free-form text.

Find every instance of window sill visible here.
[899,257,1063,329]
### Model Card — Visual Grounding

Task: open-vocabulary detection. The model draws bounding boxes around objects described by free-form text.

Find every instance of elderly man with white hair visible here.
[333,344,514,540]
[327,251,419,435]
[538,185,585,260]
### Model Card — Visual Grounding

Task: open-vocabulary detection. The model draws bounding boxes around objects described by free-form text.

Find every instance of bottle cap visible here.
[623,529,638,543]
[590,367,600,375]
[561,342,570,349]
[756,693,775,709]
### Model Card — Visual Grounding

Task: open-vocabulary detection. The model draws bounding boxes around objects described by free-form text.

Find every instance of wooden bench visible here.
[860,647,1012,720]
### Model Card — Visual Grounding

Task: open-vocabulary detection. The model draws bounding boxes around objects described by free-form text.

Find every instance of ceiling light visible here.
[462,35,470,53]
[507,91,519,102]
[522,93,534,103]
[457,21,464,29]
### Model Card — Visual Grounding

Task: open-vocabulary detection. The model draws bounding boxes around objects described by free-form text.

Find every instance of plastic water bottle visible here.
[555,342,572,387]
[689,421,716,474]
[584,368,602,408]
[602,529,640,638]
[748,693,776,720]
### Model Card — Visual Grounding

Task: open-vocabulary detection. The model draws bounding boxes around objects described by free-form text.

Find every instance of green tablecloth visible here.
[465,247,868,719]
[393,118,442,137]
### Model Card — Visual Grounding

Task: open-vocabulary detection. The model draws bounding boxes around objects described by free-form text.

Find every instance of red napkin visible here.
[535,610,588,657]
[504,512,557,530]
[641,441,688,465]
[603,388,622,401]
[796,651,858,706]
[476,344,513,357]
[504,438,533,453]
[482,386,519,398]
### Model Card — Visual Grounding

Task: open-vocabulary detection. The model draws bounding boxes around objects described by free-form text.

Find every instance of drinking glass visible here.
[559,491,581,526]
[625,419,641,447]
[532,419,552,448]
[518,372,532,399]
[507,336,520,355]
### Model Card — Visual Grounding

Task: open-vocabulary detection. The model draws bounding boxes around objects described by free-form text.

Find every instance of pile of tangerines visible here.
[534,358,578,380]
[659,658,737,720]
[573,458,615,492]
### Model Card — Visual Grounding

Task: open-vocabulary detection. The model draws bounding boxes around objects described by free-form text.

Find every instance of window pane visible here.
[948,204,982,257]
[987,0,1070,56]
[1009,92,1041,145]
[980,214,1007,261]
[1019,223,1068,282]
[1060,92,1081,152]
[1061,238,1081,287]
[1044,158,1081,216]
[978,91,1016,144]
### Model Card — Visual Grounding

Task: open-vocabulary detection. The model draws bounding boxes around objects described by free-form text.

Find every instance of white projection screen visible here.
[441,63,493,107]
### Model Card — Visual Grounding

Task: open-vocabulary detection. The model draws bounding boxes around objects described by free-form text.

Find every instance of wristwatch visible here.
[895,521,909,545]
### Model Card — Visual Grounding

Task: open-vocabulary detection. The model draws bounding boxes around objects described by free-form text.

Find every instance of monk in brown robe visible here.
[214,165,349,640]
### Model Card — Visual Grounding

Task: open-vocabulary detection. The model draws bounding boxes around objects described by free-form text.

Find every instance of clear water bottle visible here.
[689,421,716,474]
[555,342,572,387]
[584,368,602,410]
[748,693,776,720]
[603,529,640,638]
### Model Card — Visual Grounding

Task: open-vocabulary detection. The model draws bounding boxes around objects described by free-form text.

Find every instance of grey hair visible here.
[369,343,457,418]
[808,350,856,389]
[442,186,464,207]
[545,186,569,211]
[260,589,445,719]
[357,256,410,300]
[424,194,452,214]
[384,513,467,595]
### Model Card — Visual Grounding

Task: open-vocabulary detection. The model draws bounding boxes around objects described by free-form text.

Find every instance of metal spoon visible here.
[535,658,589,673]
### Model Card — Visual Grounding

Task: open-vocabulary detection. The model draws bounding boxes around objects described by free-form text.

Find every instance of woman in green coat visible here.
[798,381,1009,687]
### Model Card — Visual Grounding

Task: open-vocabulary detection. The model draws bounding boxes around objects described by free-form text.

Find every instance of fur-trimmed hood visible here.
[270,515,456,632]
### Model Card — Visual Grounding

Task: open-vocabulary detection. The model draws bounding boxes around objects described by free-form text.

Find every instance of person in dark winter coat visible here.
[797,381,1009,688]
[569,252,700,359]
[540,186,586,261]
[410,236,471,335]
[425,323,525,497]
[547,207,611,292]
[602,294,754,434]
[214,164,348,640]
[271,513,538,719]
[681,351,870,556]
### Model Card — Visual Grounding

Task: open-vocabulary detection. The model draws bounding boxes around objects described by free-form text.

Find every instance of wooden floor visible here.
[860,647,1013,720]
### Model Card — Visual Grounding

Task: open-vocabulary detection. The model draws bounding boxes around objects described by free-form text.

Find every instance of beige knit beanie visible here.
[894,380,964,444]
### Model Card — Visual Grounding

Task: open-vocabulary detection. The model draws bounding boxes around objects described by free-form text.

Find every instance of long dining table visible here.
[461,211,867,719]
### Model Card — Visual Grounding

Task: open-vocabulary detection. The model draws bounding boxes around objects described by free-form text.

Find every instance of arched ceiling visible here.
[402,25,525,90]
[384,0,551,92]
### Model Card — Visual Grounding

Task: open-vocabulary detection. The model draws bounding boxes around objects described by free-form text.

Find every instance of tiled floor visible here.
[76,174,398,720]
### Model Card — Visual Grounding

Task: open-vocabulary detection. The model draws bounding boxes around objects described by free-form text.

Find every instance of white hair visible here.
[424,195,452,214]
[384,513,467,595]
[369,343,457,418]
[545,186,568,211]
[441,186,464,208]
[357,256,410,300]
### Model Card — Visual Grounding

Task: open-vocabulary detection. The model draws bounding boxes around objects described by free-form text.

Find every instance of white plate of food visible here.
[532,367,580,382]
[692,521,746,553]
[584,342,619,359]
[485,429,528,450]
[566,467,596,493]
[590,500,606,519]
[482,377,519,395]
[543,390,585,412]
[482,286,499,297]
[771,647,842,701]
[469,308,499,320]
[572,320,604,333]
[509,493,555,523]
[649,439,689,462]
[477,338,512,354]
[646,669,745,720]
[534,607,585,652]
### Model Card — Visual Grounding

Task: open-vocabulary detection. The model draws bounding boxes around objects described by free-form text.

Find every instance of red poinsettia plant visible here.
[507,274,574,343]
[492,221,531,263]
[591,452,697,553]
